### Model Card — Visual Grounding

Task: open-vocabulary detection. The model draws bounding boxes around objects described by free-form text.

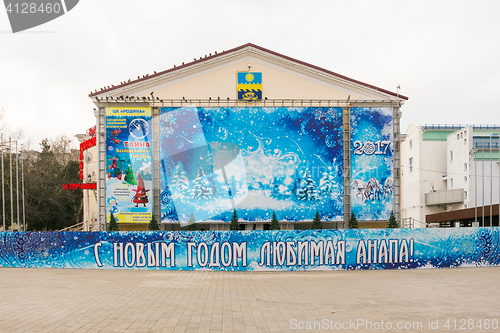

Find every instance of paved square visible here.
[0,267,498,332]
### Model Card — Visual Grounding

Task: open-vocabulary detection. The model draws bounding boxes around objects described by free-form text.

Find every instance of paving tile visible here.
[0,267,499,332]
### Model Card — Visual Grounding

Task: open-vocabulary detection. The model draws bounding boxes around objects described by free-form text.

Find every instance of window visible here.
[464,138,467,145]
[409,140,412,149]
[457,134,460,140]
[464,176,467,182]
[450,178,454,188]
[465,191,468,198]
[464,163,467,171]
[409,157,413,172]
[450,151,453,161]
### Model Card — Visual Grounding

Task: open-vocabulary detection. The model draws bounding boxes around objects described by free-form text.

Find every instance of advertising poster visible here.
[1,228,499,271]
[159,107,344,223]
[105,107,153,223]
[350,108,394,220]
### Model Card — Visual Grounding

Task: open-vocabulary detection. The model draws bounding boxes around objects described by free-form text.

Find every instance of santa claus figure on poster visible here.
[132,171,150,207]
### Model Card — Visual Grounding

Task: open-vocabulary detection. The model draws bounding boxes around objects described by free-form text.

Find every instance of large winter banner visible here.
[350,108,394,220]
[159,107,344,223]
[105,107,153,223]
[1,228,500,270]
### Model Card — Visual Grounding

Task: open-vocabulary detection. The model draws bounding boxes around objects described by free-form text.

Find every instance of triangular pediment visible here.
[90,43,407,103]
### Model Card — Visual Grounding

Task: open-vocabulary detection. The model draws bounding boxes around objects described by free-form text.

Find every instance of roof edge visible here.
[89,43,408,101]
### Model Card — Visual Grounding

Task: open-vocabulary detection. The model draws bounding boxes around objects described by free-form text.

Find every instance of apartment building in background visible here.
[402,124,500,228]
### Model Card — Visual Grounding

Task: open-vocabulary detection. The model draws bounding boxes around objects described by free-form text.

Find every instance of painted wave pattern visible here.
[1,228,499,271]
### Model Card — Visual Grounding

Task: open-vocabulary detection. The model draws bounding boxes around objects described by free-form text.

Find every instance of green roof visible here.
[423,131,453,141]
[473,150,499,160]
[472,130,500,136]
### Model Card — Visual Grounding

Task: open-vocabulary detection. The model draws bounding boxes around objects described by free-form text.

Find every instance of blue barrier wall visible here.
[1,228,499,270]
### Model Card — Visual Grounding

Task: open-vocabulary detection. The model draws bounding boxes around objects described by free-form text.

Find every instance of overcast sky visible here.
[1,0,499,150]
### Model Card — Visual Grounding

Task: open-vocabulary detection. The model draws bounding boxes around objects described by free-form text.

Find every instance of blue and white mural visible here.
[350,108,394,220]
[160,107,344,223]
[1,228,500,270]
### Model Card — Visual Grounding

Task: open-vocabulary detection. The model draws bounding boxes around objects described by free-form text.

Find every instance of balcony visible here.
[425,189,464,206]
[473,136,499,149]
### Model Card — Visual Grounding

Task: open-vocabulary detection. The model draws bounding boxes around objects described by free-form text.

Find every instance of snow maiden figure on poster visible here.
[107,197,120,218]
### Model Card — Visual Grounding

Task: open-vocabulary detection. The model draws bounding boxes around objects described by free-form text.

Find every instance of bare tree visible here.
[50,134,78,166]
[0,108,23,147]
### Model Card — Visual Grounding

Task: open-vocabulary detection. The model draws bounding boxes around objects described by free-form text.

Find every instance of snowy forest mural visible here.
[159,107,344,223]
[350,107,394,220]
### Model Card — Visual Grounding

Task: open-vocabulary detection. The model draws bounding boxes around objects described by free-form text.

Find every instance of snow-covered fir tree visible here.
[297,169,319,201]
[191,167,214,200]
[319,166,335,197]
[171,162,189,197]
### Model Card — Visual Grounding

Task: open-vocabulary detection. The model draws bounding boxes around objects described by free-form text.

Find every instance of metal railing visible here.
[424,124,500,130]
[93,98,403,109]
[473,138,500,149]
[58,222,85,232]
[401,217,436,228]
[474,142,500,149]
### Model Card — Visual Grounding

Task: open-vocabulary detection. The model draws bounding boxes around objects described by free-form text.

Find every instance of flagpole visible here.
[1,134,5,231]
[9,138,13,231]
[482,146,485,227]
[21,145,25,232]
[490,135,493,227]
[473,144,477,226]
[16,141,20,231]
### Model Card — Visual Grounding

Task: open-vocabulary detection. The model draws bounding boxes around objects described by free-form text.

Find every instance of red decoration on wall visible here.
[63,183,97,190]
[79,137,96,152]
[86,126,96,137]
[79,135,97,180]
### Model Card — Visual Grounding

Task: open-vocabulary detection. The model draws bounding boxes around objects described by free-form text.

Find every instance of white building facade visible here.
[75,126,98,231]
[402,124,500,228]
[87,43,407,231]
